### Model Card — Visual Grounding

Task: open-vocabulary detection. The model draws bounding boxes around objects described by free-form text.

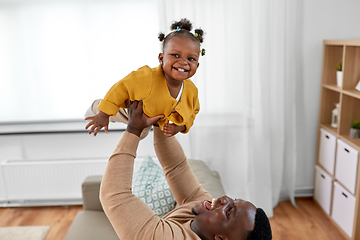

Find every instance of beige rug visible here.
[0,226,50,240]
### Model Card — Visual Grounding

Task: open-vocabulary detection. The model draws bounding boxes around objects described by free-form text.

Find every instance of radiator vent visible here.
[0,158,107,205]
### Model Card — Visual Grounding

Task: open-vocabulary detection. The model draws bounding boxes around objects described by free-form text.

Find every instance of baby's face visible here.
[158,36,200,83]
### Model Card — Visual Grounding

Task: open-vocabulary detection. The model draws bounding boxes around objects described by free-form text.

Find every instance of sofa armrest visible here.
[82,175,103,211]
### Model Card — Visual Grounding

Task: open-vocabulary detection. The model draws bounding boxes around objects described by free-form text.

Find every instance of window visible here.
[0,0,159,122]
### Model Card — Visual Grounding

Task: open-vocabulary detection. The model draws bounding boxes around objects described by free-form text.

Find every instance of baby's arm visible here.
[85,111,110,136]
[162,123,185,137]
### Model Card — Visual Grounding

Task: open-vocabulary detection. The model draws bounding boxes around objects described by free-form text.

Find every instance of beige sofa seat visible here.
[65,159,226,240]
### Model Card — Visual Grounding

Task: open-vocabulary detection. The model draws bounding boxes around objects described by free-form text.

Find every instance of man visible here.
[100,100,272,240]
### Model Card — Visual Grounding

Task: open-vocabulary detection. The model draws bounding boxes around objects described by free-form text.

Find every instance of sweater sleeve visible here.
[98,80,131,116]
[100,131,161,239]
[153,127,206,205]
[98,66,153,116]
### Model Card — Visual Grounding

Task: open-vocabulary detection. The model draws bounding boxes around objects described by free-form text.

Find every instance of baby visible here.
[85,18,205,138]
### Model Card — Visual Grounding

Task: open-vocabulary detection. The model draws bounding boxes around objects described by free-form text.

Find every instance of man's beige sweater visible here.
[100,127,212,239]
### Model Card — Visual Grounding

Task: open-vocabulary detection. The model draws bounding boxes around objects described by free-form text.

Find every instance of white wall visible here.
[298,0,360,191]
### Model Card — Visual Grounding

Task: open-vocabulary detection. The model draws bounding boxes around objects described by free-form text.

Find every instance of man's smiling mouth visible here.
[203,199,217,211]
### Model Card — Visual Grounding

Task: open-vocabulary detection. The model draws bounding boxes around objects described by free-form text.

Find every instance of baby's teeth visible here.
[178,68,185,72]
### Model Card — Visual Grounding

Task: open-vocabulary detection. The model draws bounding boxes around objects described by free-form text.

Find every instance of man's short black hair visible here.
[245,208,272,240]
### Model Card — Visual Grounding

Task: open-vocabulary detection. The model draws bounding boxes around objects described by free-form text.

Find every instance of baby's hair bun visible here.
[200,48,206,56]
[158,33,165,42]
[171,18,192,31]
[194,29,204,43]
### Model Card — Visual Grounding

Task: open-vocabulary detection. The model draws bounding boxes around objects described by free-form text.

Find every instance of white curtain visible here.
[158,0,304,217]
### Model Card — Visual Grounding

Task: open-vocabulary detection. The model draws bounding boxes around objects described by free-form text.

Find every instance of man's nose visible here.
[220,195,233,205]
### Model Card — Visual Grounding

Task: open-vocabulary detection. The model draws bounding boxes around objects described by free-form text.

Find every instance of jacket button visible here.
[176,106,181,110]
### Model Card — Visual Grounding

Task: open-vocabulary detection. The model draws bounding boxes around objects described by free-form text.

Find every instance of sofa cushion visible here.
[132,156,176,217]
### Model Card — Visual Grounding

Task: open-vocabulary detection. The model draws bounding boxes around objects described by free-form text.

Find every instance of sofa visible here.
[65,159,226,240]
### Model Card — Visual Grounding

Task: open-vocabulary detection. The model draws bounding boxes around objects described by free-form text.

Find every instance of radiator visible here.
[0,158,108,206]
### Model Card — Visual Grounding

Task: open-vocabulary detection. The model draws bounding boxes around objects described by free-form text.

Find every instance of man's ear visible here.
[214,235,228,240]
[158,53,163,64]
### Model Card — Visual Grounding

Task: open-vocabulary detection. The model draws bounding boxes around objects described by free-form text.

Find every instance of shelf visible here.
[323,84,342,92]
[324,40,360,46]
[323,85,360,99]
[343,89,360,99]
[316,40,360,240]
[319,124,339,137]
[339,134,360,149]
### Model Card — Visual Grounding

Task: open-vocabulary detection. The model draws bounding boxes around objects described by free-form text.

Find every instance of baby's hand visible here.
[163,123,185,137]
[85,111,110,136]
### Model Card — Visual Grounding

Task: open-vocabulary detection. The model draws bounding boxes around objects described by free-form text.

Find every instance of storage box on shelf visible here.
[315,40,360,240]
[332,182,356,238]
[335,139,359,195]
[318,128,336,175]
[314,166,333,215]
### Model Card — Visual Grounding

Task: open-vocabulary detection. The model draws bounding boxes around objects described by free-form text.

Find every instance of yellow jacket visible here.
[98,65,200,133]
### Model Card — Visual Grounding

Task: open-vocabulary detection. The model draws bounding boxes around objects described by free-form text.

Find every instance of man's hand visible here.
[126,100,164,137]
[85,111,110,136]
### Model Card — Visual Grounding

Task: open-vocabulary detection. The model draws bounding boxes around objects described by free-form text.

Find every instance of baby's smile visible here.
[174,67,188,72]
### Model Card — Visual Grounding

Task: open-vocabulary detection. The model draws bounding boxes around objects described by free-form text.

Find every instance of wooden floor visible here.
[0,204,83,240]
[0,197,347,240]
[270,197,346,240]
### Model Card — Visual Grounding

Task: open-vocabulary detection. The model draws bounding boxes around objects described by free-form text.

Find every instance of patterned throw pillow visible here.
[132,156,176,218]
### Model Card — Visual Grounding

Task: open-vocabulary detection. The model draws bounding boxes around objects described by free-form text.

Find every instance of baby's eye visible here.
[188,57,195,61]
[172,54,179,58]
